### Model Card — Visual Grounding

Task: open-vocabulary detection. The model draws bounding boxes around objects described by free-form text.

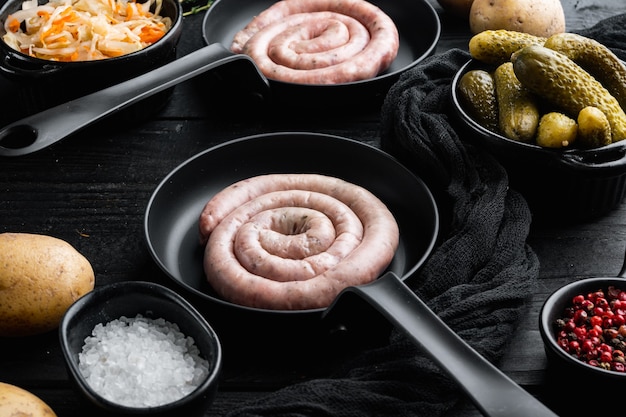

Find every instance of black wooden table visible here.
[1,1,625,416]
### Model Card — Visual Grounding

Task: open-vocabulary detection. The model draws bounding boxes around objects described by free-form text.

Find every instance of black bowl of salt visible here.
[59,281,222,416]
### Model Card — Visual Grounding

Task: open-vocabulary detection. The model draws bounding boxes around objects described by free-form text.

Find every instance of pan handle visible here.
[0,43,270,157]
[325,272,558,417]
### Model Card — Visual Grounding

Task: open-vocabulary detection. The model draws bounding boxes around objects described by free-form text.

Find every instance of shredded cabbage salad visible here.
[2,0,172,61]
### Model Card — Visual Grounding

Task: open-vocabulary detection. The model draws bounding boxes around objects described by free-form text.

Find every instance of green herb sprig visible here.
[179,0,214,16]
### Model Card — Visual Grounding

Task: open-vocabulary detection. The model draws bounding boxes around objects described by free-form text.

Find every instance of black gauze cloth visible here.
[225,13,626,417]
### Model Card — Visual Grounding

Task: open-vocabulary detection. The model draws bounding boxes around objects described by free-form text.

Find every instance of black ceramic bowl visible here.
[451,59,626,224]
[0,0,183,116]
[539,250,626,412]
[59,281,222,417]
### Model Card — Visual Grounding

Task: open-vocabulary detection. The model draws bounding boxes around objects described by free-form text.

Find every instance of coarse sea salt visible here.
[78,314,210,408]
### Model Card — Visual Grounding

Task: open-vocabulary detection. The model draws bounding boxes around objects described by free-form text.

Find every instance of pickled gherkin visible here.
[493,62,540,143]
[511,44,626,142]
[536,112,577,148]
[457,69,499,132]
[577,106,612,148]
[544,32,626,110]
[469,29,546,65]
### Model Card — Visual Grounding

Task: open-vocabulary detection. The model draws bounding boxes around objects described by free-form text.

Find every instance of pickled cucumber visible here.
[469,29,546,65]
[494,62,539,142]
[544,33,626,110]
[512,44,626,142]
[577,106,612,148]
[536,112,577,148]
[457,70,498,132]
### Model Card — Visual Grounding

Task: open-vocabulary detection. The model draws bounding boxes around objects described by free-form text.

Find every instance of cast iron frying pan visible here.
[145,132,559,417]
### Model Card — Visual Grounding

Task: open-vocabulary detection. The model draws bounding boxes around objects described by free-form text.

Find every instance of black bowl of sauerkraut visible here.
[0,0,183,117]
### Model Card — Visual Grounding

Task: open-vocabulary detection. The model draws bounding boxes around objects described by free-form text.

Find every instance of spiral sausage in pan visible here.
[199,174,399,310]
[230,0,400,84]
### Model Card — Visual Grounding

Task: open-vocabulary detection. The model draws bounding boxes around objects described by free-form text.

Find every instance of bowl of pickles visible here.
[451,29,626,223]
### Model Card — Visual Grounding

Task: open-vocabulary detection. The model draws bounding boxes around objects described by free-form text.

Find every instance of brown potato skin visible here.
[0,233,95,337]
[469,0,565,37]
[0,382,57,416]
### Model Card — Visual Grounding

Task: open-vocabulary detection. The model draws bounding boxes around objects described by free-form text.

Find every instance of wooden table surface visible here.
[1,0,626,416]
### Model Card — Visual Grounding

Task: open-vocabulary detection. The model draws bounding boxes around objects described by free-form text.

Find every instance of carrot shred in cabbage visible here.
[2,0,172,61]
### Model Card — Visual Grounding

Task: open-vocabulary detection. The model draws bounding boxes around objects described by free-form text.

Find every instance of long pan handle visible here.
[325,272,558,417]
[0,43,269,157]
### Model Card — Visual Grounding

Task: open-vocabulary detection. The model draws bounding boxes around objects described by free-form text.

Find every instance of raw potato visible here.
[469,0,565,37]
[0,233,95,337]
[0,382,57,417]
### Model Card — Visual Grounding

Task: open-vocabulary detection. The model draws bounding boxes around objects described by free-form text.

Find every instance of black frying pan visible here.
[144,132,438,317]
[144,132,559,417]
[0,0,440,156]
[200,0,441,108]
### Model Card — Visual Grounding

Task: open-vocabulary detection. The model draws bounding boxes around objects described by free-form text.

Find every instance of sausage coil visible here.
[230,0,400,84]
[199,174,399,310]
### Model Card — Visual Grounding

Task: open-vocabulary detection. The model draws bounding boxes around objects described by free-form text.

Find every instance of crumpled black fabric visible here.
[577,13,626,58]
[225,13,626,417]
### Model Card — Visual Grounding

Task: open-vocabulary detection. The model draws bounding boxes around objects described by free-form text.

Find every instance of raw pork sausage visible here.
[199,174,399,310]
[230,0,399,84]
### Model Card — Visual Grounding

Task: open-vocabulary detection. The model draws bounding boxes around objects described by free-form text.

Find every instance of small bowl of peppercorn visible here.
[539,248,626,411]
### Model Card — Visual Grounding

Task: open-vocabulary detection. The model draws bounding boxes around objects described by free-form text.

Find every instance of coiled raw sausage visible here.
[199,174,399,310]
[230,0,399,84]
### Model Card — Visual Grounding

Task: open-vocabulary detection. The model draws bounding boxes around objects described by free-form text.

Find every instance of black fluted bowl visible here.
[451,59,626,224]
[0,0,183,116]
[539,275,626,414]
[59,281,222,417]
